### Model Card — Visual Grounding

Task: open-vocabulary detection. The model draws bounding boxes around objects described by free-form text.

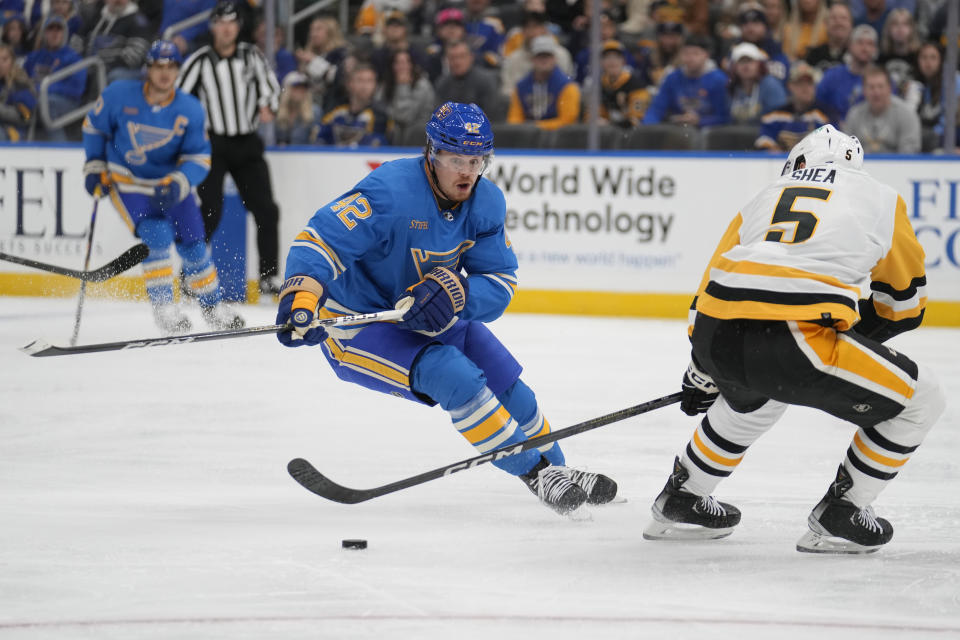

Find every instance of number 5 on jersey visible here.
[765,187,831,244]
[333,193,372,230]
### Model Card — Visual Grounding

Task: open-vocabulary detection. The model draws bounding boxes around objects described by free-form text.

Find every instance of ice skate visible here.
[643,457,741,540]
[200,303,245,330]
[153,303,192,335]
[566,468,618,505]
[796,465,893,554]
[521,458,588,515]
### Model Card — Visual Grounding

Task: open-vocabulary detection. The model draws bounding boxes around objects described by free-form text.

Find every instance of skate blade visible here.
[642,519,734,541]
[796,530,883,555]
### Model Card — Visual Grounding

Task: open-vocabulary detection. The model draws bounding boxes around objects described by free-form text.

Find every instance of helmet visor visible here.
[430,149,492,174]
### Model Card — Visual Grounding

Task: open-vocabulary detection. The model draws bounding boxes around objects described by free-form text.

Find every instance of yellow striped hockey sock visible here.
[449,387,540,475]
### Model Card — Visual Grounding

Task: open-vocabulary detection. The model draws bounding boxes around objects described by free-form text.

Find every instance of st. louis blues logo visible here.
[410,240,475,279]
[124,116,188,166]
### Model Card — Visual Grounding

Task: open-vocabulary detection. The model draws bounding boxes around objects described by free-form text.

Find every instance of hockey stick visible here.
[287,390,683,504]
[69,194,101,346]
[0,243,149,283]
[19,308,406,357]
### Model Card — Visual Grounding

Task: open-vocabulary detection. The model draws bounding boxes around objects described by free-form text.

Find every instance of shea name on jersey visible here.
[787,167,837,183]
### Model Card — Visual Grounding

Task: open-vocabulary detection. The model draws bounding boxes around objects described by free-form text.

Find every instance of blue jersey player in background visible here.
[275,102,617,515]
[82,40,244,335]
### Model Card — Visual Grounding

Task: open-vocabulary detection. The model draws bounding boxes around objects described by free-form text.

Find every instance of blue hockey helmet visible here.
[145,40,183,66]
[425,102,494,156]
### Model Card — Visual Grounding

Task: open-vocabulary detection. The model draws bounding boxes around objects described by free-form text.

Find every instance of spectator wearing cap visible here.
[642,33,729,127]
[632,18,684,87]
[571,10,636,85]
[296,14,349,112]
[159,0,216,54]
[434,39,504,121]
[79,0,151,82]
[804,2,852,73]
[507,34,581,130]
[463,0,505,70]
[376,47,435,143]
[781,0,828,62]
[275,71,321,145]
[370,11,427,81]
[815,23,878,123]
[756,61,832,151]
[727,41,787,125]
[23,15,84,140]
[734,2,790,87]
[500,10,573,97]
[844,64,920,153]
[424,7,468,82]
[591,39,650,127]
[29,0,83,51]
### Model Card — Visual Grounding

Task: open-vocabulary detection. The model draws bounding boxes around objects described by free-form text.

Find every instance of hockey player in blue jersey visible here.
[82,40,244,334]
[276,102,617,515]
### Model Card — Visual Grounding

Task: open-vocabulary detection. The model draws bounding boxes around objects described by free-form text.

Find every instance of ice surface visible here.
[1,297,958,639]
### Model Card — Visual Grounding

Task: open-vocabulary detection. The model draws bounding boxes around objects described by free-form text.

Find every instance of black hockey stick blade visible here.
[288,391,683,504]
[19,308,405,357]
[0,243,149,282]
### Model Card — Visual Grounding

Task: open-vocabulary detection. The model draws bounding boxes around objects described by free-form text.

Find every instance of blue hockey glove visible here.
[680,357,719,416]
[82,160,109,198]
[276,274,329,347]
[396,266,468,333]
[152,172,190,212]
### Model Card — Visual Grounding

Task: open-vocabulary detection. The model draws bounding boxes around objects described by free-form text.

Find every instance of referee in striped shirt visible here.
[177,0,283,295]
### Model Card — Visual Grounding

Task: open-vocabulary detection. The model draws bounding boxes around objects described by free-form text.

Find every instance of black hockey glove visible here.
[680,358,719,416]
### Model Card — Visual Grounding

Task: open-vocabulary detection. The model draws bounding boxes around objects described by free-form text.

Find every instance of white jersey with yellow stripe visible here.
[693,164,926,333]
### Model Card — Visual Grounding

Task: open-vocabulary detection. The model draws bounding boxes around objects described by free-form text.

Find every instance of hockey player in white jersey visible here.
[643,125,945,553]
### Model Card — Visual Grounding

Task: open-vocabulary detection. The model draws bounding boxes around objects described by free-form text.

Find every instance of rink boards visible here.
[1,145,958,325]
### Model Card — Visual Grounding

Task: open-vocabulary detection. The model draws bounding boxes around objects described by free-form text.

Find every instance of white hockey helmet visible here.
[781,124,864,175]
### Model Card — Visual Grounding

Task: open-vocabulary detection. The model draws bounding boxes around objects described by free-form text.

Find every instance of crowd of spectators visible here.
[1,0,958,151]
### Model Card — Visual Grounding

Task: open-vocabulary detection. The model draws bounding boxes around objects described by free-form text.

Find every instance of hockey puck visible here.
[341,539,368,550]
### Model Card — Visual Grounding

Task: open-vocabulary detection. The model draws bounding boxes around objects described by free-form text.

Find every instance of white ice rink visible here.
[1,296,958,639]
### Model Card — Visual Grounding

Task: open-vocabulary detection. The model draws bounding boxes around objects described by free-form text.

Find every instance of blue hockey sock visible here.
[136,218,175,307]
[449,387,541,475]
[177,241,221,307]
[499,379,565,467]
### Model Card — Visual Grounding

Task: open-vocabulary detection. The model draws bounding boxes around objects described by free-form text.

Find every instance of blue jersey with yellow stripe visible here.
[82,79,211,190]
[285,156,518,322]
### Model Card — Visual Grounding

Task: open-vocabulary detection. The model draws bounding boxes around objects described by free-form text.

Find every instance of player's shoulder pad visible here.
[173,89,206,116]
[101,78,140,102]
[470,177,507,224]
[349,157,424,213]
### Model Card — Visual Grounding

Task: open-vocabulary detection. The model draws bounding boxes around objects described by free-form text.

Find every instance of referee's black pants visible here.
[198,132,280,280]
